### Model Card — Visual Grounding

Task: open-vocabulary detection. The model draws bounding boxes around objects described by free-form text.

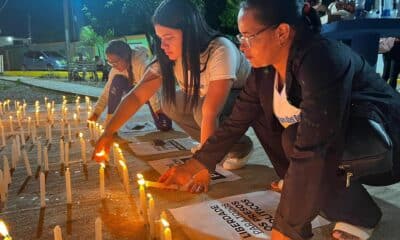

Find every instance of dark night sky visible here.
[0,0,84,43]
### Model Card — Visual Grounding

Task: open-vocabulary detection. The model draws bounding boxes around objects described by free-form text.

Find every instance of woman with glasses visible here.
[89,40,172,131]
[92,0,253,169]
[158,0,400,239]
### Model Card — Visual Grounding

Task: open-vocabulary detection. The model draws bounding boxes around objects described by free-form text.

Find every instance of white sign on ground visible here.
[129,138,198,156]
[170,191,330,240]
[148,155,241,184]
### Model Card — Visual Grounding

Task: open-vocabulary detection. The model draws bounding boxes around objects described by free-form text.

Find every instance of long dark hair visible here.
[152,0,219,109]
[239,0,321,36]
[105,40,133,83]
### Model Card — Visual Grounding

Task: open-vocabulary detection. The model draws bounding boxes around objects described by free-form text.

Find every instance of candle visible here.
[27,117,31,136]
[59,138,64,165]
[0,220,12,240]
[3,155,11,185]
[61,120,65,137]
[20,129,25,145]
[119,161,130,194]
[15,135,21,158]
[43,147,49,172]
[73,113,78,129]
[161,218,172,240]
[99,163,105,199]
[0,170,5,202]
[40,172,46,208]
[44,96,48,106]
[8,116,13,133]
[67,124,72,142]
[37,141,42,166]
[48,124,52,142]
[112,143,119,165]
[1,125,5,146]
[137,174,148,223]
[79,133,87,164]
[31,124,37,143]
[35,109,40,126]
[95,217,102,240]
[53,225,62,240]
[11,141,17,169]
[147,194,156,239]
[65,168,72,204]
[22,150,32,177]
[64,142,69,167]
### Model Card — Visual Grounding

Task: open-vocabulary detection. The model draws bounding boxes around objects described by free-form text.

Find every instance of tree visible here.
[79,25,114,58]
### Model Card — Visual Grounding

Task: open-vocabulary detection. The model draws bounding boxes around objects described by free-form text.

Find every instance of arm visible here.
[200,79,232,144]
[274,41,353,239]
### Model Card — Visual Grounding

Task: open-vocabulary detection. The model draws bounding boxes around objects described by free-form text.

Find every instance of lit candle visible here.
[15,135,21,157]
[37,141,42,166]
[119,161,130,194]
[22,150,32,177]
[0,220,12,240]
[43,146,49,172]
[53,225,62,240]
[161,218,172,240]
[35,109,40,126]
[73,113,78,129]
[95,217,102,240]
[59,138,64,165]
[61,120,65,137]
[20,129,25,146]
[8,116,13,133]
[44,96,48,106]
[67,124,72,142]
[40,172,46,208]
[137,174,148,223]
[99,162,105,199]
[79,133,87,164]
[0,125,5,146]
[11,141,17,169]
[3,155,11,185]
[95,149,108,162]
[31,124,37,143]
[64,142,69,167]
[27,117,31,136]
[147,194,156,239]
[65,168,72,204]
[112,143,119,165]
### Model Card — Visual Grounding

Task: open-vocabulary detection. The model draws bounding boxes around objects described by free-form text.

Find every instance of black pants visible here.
[252,117,382,229]
[108,75,133,114]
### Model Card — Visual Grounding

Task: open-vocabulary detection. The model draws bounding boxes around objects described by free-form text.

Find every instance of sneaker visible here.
[333,222,374,240]
[222,135,253,170]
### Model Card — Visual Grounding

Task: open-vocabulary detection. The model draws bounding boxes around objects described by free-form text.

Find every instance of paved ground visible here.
[0,75,399,239]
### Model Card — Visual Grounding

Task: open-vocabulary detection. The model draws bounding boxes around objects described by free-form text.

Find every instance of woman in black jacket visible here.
[159,0,400,239]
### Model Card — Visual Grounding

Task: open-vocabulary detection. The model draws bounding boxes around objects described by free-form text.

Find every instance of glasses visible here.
[236,25,275,48]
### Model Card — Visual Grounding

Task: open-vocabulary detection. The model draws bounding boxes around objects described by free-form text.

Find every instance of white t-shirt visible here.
[149,37,251,97]
[273,72,301,128]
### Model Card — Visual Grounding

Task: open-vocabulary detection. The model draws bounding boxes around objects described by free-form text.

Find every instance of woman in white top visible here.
[93,0,252,169]
[89,40,172,130]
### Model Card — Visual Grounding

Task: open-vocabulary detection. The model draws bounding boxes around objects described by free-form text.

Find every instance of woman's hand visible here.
[158,159,211,193]
[91,131,114,163]
[88,113,98,122]
[271,229,292,240]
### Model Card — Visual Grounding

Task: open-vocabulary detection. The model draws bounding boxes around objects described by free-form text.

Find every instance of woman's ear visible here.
[276,23,291,47]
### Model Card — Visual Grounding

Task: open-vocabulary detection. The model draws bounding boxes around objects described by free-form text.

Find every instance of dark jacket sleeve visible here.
[193,68,265,171]
[274,40,354,239]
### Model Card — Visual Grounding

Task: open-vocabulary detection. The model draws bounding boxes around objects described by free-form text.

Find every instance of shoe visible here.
[222,135,253,170]
[332,222,374,240]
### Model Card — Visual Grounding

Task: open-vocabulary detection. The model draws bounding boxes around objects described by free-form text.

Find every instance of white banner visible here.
[170,191,330,240]
[148,155,241,185]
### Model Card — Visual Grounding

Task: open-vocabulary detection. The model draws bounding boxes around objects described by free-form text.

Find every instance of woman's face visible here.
[154,24,183,61]
[106,53,128,72]
[237,8,281,68]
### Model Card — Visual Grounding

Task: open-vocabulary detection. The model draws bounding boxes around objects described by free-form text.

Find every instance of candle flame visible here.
[100,162,106,169]
[161,218,170,228]
[96,150,106,157]
[0,220,9,237]
[28,117,31,120]
[147,193,153,199]
[9,116,12,120]
[138,179,145,186]
[119,160,127,169]
[113,143,119,148]
[73,113,77,119]
[79,132,83,138]
[136,173,144,179]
